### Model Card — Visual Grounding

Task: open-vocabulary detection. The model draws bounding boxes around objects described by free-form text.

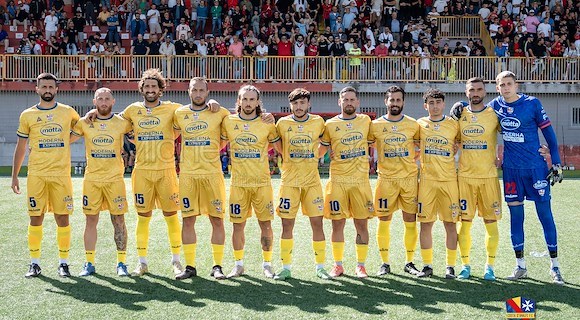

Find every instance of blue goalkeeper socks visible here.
[508,204,525,252]
[534,201,558,252]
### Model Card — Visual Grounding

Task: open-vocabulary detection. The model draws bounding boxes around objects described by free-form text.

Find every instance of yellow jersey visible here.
[120,101,181,170]
[173,105,230,175]
[417,115,459,181]
[369,115,420,179]
[72,114,132,181]
[320,114,372,183]
[221,114,280,187]
[16,103,80,176]
[276,114,325,187]
[458,106,499,178]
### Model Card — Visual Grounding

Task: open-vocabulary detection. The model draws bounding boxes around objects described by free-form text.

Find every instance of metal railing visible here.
[434,16,482,39]
[0,55,578,84]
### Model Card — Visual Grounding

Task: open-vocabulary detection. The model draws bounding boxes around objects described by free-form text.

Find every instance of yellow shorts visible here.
[374,176,418,217]
[229,185,275,223]
[131,168,180,213]
[82,179,128,215]
[324,181,374,220]
[276,184,324,219]
[179,174,226,218]
[458,176,502,221]
[418,179,460,223]
[26,175,74,216]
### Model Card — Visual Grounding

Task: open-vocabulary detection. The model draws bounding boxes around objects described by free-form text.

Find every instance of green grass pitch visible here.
[0,177,578,319]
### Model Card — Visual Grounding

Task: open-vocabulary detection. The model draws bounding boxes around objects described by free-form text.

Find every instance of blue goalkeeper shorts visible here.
[502,167,551,203]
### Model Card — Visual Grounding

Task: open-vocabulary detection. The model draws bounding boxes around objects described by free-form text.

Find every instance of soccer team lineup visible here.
[12,69,567,286]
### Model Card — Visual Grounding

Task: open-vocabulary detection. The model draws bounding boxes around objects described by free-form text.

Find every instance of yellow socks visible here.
[57,225,71,261]
[421,248,433,265]
[262,250,273,263]
[28,225,43,261]
[331,242,345,264]
[136,215,151,258]
[85,250,96,264]
[164,214,182,255]
[234,249,244,265]
[356,244,369,265]
[280,238,294,267]
[404,221,418,262]
[312,240,326,265]
[117,251,127,264]
[446,248,457,267]
[458,221,473,266]
[485,222,499,266]
[377,220,391,264]
[212,244,224,266]
[183,243,197,267]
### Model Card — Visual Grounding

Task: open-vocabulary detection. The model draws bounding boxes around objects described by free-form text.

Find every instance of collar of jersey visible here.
[428,115,446,122]
[238,114,259,121]
[141,101,161,108]
[338,115,356,121]
[96,114,114,120]
[467,105,488,113]
[500,94,523,105]
[292,114,310,122]
[189,104,208,112]
[36,102,58,110]
[382,115,404,122]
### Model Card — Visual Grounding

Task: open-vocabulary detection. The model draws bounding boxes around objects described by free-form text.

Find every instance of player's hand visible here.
[84,109,98,123]
[11,177,21,194]
[449,101,466,120]
[539,144,550,159]
[207,99,221,113]
[546,164,563,186]
[261,112,275,124]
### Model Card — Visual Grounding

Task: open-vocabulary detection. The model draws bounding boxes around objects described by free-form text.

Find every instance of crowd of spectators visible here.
[0,0,578,80]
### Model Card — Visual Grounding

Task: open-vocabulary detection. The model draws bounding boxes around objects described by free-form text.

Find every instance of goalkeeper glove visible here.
[546,164,563,186]
[449,101,467,120]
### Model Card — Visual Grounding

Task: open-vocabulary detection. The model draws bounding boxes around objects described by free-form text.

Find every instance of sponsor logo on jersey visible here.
[243,124,249,131]
[507,107,514,114]
[384,133,407,146]
[340,132,363,145]
[138,117,161,129]
[470,115,477,122]
[533,180,548,190]
[434,124,440,131]
[40,123,63,136]
[426,135,449,145]
[185,121,209,133]
[500,117,521,131]
[100,123,107,130]
[346,123,353,130]
[46,114,53,121]
[462,124,485,137]
[289,134,312,147]
[92,134,114,146]
[298,125,303,132]
[235,133,258,145]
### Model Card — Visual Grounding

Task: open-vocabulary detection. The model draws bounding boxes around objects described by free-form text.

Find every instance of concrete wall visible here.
[1,83,579,167]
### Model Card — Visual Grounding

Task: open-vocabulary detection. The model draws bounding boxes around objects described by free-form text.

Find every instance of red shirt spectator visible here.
[307,43,318,56]
[227,0,238,10]
[374,43,388,57]
[278,38,292,56]
[216,41,228,55]
[500,14,514,35]
[322,1,332,20]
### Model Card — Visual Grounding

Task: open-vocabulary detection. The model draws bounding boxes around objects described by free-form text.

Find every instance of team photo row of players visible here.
[11,70,564,285]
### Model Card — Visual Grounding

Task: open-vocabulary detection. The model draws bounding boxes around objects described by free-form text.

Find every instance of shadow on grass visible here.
[38,269,580,315]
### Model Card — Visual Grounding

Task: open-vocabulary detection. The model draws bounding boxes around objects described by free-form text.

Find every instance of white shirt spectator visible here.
[365,28,376,47]
[256,44,268,61]
[537,22,551,38]
[294,41,306,57]
[434,0,447,13]
[168,0,177,8]
[176,23,191,40]
[90,43,105,55]
[378,31,393,47]
[363,43,375,55]
[147,9,160,24]
[489,23,500,38]
[478,7,491,22]
[33,42,42,55]
[196,41,208,56]
[44,15,59,32]
[160,41,176,55]
[293,0,306,12]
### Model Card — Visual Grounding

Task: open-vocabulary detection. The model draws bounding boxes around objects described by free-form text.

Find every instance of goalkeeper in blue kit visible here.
[451,71,564,285]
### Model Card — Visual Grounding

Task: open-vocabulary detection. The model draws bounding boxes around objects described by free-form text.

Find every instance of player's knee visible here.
[183,216,197,227]
[507,201,524,206]
[54,214,69,227]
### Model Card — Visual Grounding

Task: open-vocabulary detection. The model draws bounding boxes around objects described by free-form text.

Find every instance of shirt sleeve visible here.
[119,105,132,123]
[268,123,281,143]
[220,117,229,140]
[70,108,81,129]
[533,98,551,129]
[16,112,29,138]
[71,119,83,136]
[320,122,331,146]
